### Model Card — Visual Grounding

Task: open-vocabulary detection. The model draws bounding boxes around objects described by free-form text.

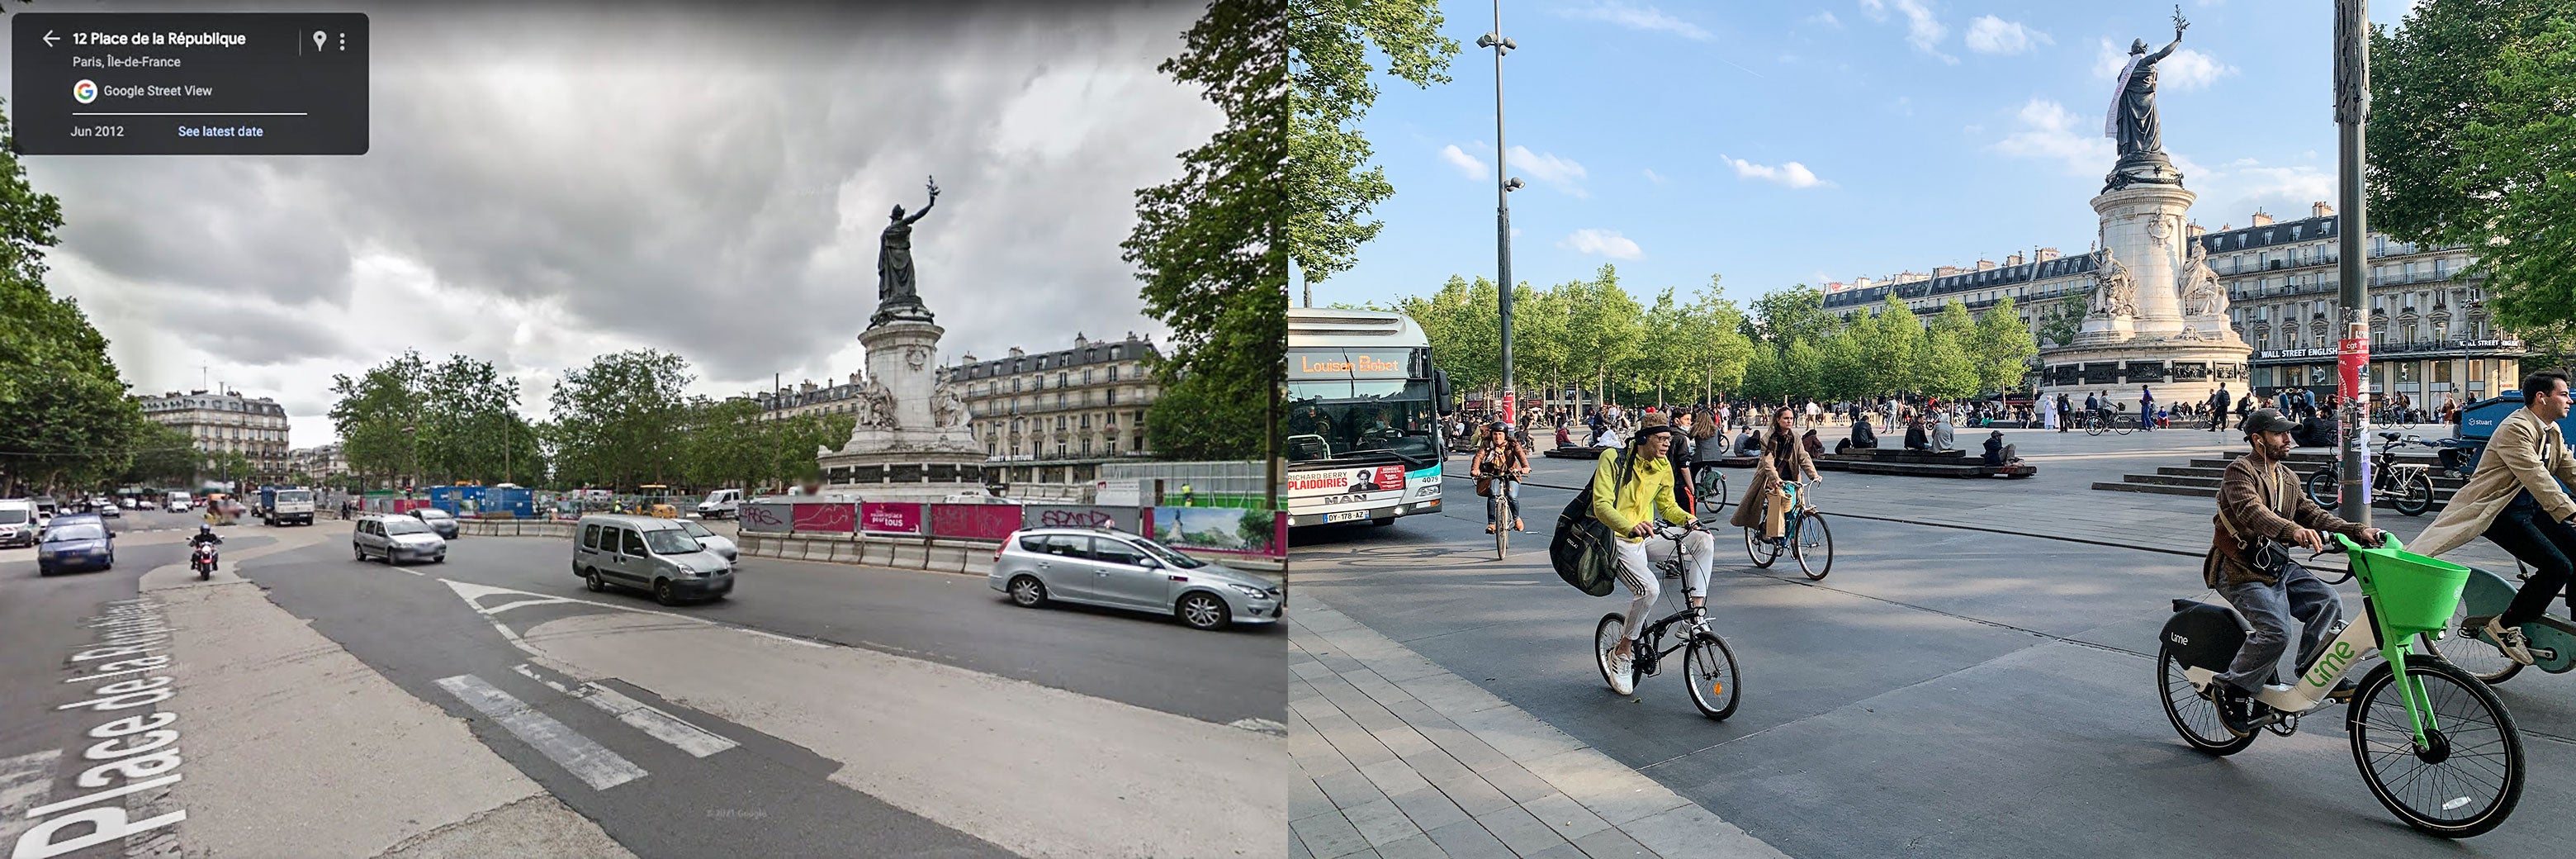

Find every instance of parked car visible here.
[674,518,736,563]
[0,500,36,548]
[410,507,460,539]
[571,514,733,605]
[694,488,743,520]
[36,514,114,576]
[988,527,1283,631]
[96,501,120,519]
[351,514,447,565]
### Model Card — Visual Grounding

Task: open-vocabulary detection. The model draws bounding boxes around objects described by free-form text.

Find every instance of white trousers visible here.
[1611,529,1716,643]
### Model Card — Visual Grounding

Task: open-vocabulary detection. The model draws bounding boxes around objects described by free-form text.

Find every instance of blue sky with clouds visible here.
[1309,0,2427,311]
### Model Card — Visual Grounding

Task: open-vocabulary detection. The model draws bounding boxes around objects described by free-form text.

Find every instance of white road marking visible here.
[481,596,576,615]
[1225,717,1289,736]
[433,674,646,790]
[740,629,831,649]
[509,664,738,758]
[0,750,63,846]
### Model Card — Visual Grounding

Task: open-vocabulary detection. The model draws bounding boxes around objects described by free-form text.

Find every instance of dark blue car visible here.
[37,515,113,577]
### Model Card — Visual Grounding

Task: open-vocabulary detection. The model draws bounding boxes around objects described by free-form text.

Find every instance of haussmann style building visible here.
[135,388,293,485]
[940,332,1162,485]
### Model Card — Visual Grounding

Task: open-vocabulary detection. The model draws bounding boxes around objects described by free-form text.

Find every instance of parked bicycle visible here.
[1744,480,1831,580]
[1593,524,1742,719]
[2303,432,2436,517]
[2158,534,2522,837]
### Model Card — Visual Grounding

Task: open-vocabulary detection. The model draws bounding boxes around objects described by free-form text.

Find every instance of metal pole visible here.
[2334,0,2371,527]
[1487,0,1518,427]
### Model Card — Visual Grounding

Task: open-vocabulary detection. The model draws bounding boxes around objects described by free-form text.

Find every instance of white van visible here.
[694,488,743,520]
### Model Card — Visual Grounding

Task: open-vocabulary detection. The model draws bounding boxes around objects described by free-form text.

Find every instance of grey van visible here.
[572,514,734,605]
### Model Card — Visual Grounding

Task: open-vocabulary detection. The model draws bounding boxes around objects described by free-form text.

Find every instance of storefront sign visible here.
[859,502,926,535]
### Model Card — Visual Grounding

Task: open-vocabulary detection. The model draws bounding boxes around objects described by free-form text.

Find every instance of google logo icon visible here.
[72,79,97,104]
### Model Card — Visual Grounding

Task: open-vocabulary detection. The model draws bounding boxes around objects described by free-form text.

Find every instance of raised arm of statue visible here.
[901,178,940,225]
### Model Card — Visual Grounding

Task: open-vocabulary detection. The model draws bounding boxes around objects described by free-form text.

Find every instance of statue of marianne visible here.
[2106,10,2189,159]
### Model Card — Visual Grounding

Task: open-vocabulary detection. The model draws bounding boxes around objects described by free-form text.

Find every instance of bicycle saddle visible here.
[2378,431,2402,441]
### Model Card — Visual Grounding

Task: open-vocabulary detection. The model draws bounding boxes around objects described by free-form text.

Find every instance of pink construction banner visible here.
[859,502,926,535]
[930,504,1022,541]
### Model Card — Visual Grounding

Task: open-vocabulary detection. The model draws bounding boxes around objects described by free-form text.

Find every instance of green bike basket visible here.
[2343,534,2470,634]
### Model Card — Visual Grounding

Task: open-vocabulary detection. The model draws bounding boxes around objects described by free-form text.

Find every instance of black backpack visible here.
[1549,448,1634,597]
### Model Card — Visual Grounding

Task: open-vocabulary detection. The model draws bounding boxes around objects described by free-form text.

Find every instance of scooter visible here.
[191,544,216,581]
[2427,562,2576,683]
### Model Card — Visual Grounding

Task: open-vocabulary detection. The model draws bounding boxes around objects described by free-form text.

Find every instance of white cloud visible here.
[1807,11,1841,27]
[1558,1,1712,40]
[1508,145,1589,197]
[2159,49,2237,90]
[1724,157,1834,189]
[1641,168,1667,183]
[1859,0,1956,64]
[1991,97,2113,177]
[1965,16,2049,55]
[2095,39,2234,90]
[1440,144,1489,179]
[1564,229,1642,259]
[2184,155,2335,222]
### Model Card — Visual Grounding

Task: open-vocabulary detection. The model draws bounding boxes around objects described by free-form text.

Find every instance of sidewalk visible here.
[1289,600,1788,859]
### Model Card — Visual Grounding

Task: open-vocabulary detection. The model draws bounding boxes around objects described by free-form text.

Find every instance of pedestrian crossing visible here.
[433,667,739,792]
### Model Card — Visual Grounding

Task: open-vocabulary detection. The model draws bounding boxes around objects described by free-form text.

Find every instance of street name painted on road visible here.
[15,598,191,859]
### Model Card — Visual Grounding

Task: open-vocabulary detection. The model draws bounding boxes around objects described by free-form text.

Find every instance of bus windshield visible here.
[1286,378,1442,467]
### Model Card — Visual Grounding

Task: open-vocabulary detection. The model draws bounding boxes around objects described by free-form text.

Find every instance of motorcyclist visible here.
[188,524,225,571]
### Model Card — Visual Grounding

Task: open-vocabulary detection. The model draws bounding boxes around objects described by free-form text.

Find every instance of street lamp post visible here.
[2333,0,2371,527]
[1477,3,1523,427]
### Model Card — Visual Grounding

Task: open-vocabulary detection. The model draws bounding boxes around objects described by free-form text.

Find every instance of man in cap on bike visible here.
[2206,408,2384,734]
[1591,411,1714,695]
[2413,372,2576,664]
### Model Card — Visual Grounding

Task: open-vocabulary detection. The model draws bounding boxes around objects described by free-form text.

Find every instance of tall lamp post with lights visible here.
[1477,4,1525,427]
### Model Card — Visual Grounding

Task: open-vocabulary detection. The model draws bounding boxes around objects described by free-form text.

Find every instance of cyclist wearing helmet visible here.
[1471,421,1531,534]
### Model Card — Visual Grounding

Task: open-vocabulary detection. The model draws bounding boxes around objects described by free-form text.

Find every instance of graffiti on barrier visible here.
[792,503,856,533]
[740,503,792,533]
[1021,505,1140,534]
[1041,510,1113,528]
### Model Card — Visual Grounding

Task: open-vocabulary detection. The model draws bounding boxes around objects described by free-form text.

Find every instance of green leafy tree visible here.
[329,351,428,489]
[1289,0,1457,300]
[1399,275,1500,393]
[1918,301,1983,400]
[1126,0,1286,463]
[1750,285,1839,349]
[119,422,201,486]
[1740,341,1783,403]
[1565,266,1644,406]
[1972,297,2040,393]
[1859,297,1925,395]
[418,354,526,485]
[0,104,142,496]
[2370,1,2575,335]
[1818,325,1870,401]
[2032,296,2086,349]
[1683,277,1754,403]
[1780,339,1824,402]
[547,350,693,489]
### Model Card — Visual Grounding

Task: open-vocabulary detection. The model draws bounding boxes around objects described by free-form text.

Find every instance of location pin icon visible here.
[313,31,327,51]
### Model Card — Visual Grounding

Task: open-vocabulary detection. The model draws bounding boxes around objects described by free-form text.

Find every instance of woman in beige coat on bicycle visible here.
[1731,406,1820,544]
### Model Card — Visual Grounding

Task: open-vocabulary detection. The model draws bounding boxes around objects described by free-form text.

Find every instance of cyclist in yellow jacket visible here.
[1591,412,1715,695]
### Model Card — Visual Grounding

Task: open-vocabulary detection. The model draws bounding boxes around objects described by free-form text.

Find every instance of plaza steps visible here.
[2091,449,2463,512]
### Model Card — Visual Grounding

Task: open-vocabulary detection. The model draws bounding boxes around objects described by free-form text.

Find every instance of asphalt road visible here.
[0,508,272,857]
[1290,450,2576,858]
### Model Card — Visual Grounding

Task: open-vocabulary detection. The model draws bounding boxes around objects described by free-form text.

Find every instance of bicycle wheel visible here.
[2086,418,2105,437]
[1696,472,1729,521]
[2425,599,2523,685]
[1684,633,1741,720]
[2346,658,2524,838]
[2158,641,2257,755]
[1491,489,1508,559]
[2394,471,2434,517]
[1743,524,1779,568]
[2114,420,2133,435]
[1792,512,1832,581]
[1593,613,1632,691]
[2304,467,2341,511]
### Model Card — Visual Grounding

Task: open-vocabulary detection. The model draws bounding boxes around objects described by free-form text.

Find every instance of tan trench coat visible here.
[2413,408,2576,558]
[1730,434,1816,528]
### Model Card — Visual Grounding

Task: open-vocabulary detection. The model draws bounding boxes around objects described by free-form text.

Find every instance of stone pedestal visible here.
[817,320,987,502]
[2091,184,2195,338]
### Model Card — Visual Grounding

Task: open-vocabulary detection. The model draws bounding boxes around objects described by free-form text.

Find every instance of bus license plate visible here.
[1325,511,1371,524]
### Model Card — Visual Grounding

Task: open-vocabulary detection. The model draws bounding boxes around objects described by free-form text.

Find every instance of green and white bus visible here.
[1286,307,1452,527]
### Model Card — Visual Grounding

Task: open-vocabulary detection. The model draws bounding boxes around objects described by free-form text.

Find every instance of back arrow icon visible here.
[43,31,58,47]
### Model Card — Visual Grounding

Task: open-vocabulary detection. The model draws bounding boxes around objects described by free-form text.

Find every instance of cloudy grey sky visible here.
[9,0,1220,444]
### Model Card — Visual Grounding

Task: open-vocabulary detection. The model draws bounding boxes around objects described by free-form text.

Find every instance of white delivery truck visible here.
[695,488,744,520]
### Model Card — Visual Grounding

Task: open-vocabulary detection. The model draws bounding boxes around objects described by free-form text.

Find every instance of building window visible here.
[1106,388,1117,405]
[1108,366,1119,382]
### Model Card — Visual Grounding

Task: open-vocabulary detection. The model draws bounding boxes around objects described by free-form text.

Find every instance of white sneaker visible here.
[2484,616,2538,666]
[1608,648,1636,695]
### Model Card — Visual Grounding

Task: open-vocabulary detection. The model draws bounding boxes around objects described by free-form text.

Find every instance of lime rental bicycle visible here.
[2157,534,2523,838]
[1744,480,1831,580]
[1593,524,1742,719]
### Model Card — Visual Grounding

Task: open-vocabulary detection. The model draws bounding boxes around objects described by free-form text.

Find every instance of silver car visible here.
[353,514,447,564]
[989,527,1283,631]
[674,519,737,563]
[571,514,734,605]
[410,507,461,539]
